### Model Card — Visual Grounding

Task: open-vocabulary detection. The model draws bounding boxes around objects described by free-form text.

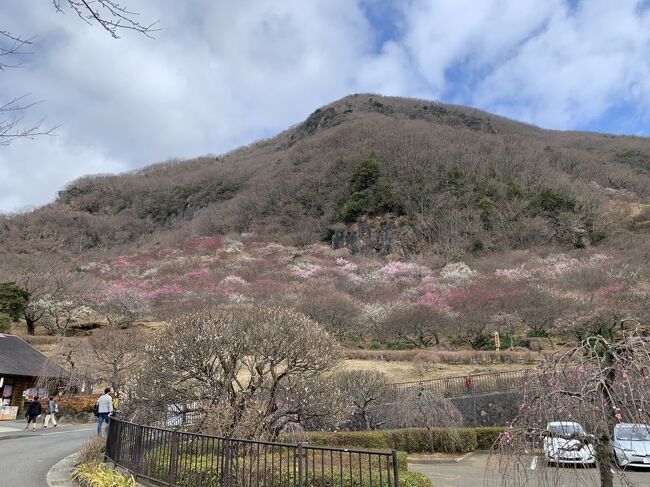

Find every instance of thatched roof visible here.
[0,334,67,378]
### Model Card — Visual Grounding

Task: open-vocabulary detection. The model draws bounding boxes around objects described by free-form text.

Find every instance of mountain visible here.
[1,94,649,257]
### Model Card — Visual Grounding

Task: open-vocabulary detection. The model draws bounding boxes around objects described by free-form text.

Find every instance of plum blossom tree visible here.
[447,278,516,349]
[493,326,650,487]
[386,388,464,451]
[95,288,149,328]
[32,296,92,336]
[0,257,72,334]
[126,306,344,439]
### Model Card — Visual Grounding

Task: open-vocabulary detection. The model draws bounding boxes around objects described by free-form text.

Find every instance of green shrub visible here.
[0,313,11,333]
[335,159,402,223]
[72,463,136,487]
[306,428,479,454]
[349,159,380,192]
[400,471,433,487]
[475,427,505,450]
[529,188,576,217]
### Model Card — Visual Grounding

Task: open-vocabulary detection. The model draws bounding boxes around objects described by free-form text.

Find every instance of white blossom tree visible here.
[125,306,346,439]
[32,296,92,336]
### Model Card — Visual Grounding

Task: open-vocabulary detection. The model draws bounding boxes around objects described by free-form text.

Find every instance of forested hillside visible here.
[1,93,649,257]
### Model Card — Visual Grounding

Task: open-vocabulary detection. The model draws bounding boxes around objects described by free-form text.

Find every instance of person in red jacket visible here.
[465,375,474,396]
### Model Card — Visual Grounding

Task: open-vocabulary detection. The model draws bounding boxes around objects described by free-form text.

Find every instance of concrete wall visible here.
[450,391,521,427]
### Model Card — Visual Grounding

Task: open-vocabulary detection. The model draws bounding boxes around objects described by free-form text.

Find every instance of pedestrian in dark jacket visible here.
[25,397,42,432]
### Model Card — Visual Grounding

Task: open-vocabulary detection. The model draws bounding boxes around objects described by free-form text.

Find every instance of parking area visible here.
[409,453,650,487]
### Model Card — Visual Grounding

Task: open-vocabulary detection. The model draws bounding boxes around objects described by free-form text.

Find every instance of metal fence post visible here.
[113,420,123,466]
[221,438,231,487]
[297,443,303,487]
[168,431,180,486]
[391,450,399,486]
[133,425,144,480]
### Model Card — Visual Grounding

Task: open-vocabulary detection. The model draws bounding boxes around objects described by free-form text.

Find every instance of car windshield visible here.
[616,426,650,441]
[548,423,585,436]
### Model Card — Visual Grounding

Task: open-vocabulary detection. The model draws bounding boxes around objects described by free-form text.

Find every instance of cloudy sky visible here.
[1,0,650,211]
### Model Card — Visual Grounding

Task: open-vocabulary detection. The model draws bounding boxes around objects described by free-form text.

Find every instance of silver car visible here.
[611,423,650,468]
[543,421,596,466]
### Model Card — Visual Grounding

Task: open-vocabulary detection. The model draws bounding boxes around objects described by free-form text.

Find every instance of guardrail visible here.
[392,369,531,398]
[106,418,399,486]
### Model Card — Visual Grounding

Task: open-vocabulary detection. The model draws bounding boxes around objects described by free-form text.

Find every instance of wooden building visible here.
[0,334,66,420]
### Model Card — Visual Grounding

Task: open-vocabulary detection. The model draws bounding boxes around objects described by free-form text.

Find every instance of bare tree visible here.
[335,370,392,430]
[493,326,650,487]
[36,337,94,393]
[382,303,449,348]
[298,290,362,340]
[87,325,142,392]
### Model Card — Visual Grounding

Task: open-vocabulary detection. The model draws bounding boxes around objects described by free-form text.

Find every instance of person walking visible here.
[96,388,114,435]
[43,396,58,428]
[24,396,42,432]
[465,375,474,396]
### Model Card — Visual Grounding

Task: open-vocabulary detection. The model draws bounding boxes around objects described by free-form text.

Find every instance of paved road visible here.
[0,421,94,486]
[410,452,650,487]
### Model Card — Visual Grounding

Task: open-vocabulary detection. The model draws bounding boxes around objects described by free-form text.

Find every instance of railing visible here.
[106,418,399,486]
[392,369,531,398]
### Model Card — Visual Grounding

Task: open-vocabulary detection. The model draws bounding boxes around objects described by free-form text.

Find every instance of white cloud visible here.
[1,0,650,211]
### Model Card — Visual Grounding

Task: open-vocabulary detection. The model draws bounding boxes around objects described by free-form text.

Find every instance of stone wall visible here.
[450,391,521,427]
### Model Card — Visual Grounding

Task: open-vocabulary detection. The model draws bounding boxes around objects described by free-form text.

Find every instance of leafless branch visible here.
[52,0,160,38]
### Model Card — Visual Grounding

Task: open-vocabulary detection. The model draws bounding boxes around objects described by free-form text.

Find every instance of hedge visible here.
[46,394,99,415]
[306,427,505,454]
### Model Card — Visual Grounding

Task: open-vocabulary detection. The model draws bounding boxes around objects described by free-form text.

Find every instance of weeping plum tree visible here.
[492,325,650,487]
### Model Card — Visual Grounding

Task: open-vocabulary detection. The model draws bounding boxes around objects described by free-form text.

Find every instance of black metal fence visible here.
[106,418,399,486]
[392,369,531,397]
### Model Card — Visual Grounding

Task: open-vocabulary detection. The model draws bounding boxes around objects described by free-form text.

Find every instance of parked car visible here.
[543,421,596,466]
[611,423,650,468]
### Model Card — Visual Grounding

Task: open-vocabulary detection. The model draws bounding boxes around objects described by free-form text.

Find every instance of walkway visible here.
[0,420,94,486]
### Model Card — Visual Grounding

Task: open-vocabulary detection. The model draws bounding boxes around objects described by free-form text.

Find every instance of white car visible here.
[611,423,650,468]
[543,421,596,466]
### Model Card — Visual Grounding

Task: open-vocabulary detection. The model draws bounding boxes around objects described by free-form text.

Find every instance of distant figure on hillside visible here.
[25,396,42,432]
[43,396,58,428]
[465,375,474,396]
[96,388,114,435]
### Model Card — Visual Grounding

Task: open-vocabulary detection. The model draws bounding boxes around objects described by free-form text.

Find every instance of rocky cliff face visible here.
[331,217,417,259]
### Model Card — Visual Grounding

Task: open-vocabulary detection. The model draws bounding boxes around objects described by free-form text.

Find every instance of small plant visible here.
[72,463,136,487]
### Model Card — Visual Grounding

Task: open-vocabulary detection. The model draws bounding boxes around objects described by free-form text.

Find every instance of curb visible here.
[47,452,78,487]
[408,451,476,464]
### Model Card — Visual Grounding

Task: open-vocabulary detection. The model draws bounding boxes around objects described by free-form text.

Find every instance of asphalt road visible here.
[410,452,650,487]
[0,420,94,486]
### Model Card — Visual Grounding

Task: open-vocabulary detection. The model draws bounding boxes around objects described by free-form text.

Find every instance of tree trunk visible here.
[596,347,616,487]
[25,316,35,335]
[595,441,614,487]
